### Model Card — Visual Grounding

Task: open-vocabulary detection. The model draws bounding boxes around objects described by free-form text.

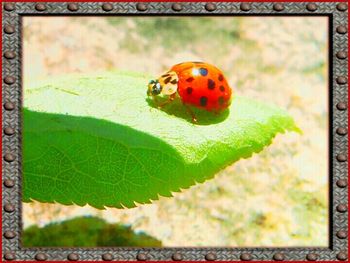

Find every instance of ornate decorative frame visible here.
[2,1,348,261]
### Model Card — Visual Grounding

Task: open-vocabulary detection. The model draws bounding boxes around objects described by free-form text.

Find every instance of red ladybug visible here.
[147,62,232,122]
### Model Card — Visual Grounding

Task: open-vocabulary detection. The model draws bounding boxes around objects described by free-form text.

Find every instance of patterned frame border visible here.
[2,1,348,261]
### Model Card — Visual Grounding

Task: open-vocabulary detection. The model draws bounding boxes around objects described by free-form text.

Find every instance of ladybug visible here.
[147,62,232,122]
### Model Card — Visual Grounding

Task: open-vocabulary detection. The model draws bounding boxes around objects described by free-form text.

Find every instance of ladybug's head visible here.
[147,79,162,96]
[147,71,179,98]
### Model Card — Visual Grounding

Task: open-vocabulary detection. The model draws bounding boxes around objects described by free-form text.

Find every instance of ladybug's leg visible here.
[213,110,220,116]
[157,93,176,109]
[183,102,198,123]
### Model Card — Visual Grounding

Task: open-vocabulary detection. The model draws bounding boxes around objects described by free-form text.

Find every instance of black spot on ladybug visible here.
[186,87,193,94]
[200,96,208,106]
[219,85,225,92]
[208,79,215,90]
[199,68,208,76]
[164,76,172,84]
[186,77,194,82]
[171,79,177,84]
[218,96,225,105]
[218,74,224,81]
[162,73,170,78]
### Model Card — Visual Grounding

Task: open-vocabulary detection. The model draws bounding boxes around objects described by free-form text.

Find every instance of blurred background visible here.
[23,16,329,247]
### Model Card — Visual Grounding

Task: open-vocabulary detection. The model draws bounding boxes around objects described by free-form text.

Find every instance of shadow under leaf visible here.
[22,216,162,247]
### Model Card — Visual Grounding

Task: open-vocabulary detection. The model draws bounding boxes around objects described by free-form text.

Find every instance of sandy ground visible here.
[22,16,329,246]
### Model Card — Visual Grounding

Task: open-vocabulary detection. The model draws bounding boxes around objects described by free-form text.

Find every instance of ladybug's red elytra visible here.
[147,62,233,123]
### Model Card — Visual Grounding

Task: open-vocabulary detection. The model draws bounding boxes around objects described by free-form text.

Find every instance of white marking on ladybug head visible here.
[147,79,162,96]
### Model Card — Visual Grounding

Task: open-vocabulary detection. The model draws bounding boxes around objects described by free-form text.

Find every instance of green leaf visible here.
[23,71,300,209]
